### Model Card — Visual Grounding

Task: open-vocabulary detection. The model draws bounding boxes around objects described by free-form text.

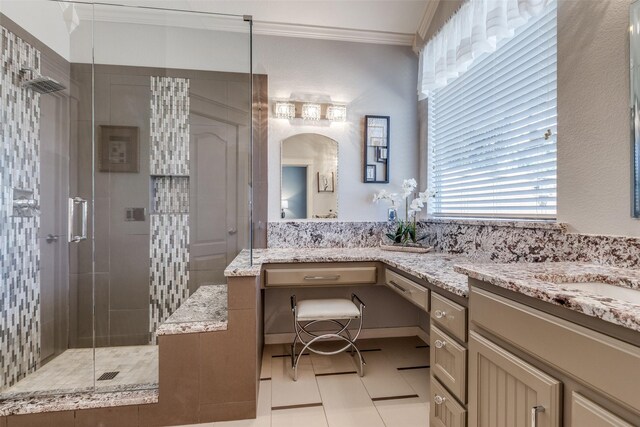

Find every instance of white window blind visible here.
[428,1,557,219]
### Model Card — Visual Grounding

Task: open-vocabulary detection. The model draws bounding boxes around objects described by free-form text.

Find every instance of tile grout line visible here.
[314,371,358,377]
[271,402,324,411]
[371,394,420,402]
[397,365,430,371]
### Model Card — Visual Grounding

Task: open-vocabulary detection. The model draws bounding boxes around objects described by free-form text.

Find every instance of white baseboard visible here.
[265,326,429,345]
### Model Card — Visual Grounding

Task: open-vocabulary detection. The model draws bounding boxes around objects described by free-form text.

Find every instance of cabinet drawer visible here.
[571,393,634,427]
[431,325,467,404]
[431,376,467,427]
[385,269,429,311]
[264,266,377,287]
[432,292,467,342]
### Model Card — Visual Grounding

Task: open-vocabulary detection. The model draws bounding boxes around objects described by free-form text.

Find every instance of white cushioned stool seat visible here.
[296,298,361,322]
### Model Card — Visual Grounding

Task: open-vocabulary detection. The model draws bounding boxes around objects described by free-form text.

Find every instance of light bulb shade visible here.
[274,102,296,119]
[301,103,322,121]
[326,105,347,122]
[281,199,289,209]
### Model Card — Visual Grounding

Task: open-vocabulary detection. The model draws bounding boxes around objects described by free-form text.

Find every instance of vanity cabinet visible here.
[384,268,429,311]
[264,263,378,287]
[429,291,470,427]
[468,331,561,427]
[468,285,640,427]
[432,376,467,427]
[571,393,634,427]
[431,325,467,403]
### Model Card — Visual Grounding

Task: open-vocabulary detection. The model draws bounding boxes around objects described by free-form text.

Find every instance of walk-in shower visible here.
[0,0,255,398]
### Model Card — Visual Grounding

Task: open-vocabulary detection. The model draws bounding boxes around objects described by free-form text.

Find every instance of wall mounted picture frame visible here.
[99,125,140,173]
[365,164,376,182]
[363,115,390,183]
[317,172,335,193]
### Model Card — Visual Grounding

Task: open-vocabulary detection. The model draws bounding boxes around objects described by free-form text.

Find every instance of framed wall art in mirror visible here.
[363,115,389,183]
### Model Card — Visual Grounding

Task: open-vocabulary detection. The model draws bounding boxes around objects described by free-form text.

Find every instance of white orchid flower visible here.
[373,189,399,205]
[401,179,417,198]
[409,198,423,212]
[418,190,434,202]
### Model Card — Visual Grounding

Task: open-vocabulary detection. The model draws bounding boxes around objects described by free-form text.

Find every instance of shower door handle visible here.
[68,197,88,243]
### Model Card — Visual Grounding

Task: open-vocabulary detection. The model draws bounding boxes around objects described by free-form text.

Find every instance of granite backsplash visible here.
[267,220,640,268]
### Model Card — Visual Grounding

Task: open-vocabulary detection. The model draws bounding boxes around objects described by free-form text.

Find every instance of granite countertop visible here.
[225,248,472,297]
[455,262,640,333]
[226,248,640,333]
[156,284,228,336]
[0,388,159,416]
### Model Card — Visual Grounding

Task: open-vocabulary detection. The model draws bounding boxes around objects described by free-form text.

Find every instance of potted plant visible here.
[373,179,435,253]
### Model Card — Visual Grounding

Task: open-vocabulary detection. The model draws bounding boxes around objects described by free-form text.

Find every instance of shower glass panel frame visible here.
[0,0,253,399]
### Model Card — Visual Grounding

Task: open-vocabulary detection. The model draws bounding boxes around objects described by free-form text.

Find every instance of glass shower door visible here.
[0,0,96,397]
[90,4,253,392]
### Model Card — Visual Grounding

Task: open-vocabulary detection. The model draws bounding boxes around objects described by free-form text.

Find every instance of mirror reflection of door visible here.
[281,133,338,219]
[282,166,308,219]
[632,0,640,217]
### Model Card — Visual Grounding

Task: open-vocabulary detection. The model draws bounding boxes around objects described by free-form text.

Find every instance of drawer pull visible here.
[434,309,447,319]
[435,339,446,349]
[531,405,544,426]
[389,280,409,293]
[303,275,341,281]
[434,395,446,405]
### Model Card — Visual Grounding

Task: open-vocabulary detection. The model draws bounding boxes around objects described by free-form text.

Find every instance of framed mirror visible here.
[631,0,640,217]
[281,133,338,219]
[363,115,389,183]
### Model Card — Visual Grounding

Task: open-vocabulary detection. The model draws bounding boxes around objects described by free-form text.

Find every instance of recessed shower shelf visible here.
[149,176,189,215]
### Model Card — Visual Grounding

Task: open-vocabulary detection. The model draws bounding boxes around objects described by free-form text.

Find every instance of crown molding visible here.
[76,6,414,46]
[254,21,414,46]
[417,0,440,40]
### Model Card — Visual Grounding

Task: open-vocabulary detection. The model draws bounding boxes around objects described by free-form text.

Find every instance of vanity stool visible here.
[290,294,366,381]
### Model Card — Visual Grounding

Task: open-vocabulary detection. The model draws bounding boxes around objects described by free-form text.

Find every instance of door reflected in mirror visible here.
[281,133,338,219]
[631,0,640,217]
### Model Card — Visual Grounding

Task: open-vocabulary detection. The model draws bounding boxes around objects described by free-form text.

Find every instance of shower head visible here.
[20,68,66,94]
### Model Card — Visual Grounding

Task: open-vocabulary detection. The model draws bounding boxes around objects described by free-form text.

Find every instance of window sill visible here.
[423,217,567,232]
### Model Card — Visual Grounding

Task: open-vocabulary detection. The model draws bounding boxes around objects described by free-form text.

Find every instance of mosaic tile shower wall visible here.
[0,26,41,390]
[150,77,190,176]
[149,77,191,341]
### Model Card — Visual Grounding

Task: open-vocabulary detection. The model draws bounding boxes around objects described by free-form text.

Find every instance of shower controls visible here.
[68,197,88,243]
[12,188,39,217]
[45,234,60,243]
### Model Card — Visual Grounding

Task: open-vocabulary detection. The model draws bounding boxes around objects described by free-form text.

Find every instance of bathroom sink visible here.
[558,282,640,305]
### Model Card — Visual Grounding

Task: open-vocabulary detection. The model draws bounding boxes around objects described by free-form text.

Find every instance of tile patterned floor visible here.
[0,346,158,398]
[181,336,430,427]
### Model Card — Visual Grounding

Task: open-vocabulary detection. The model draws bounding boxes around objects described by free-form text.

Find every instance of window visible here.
[428,1,557,219]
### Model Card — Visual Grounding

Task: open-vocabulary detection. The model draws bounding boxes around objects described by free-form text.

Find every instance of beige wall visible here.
[259,35,419,222]
[557,0,639,236]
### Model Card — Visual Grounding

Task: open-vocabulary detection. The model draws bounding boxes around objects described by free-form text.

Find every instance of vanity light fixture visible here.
[301,103,322,121]
[281,199,289,218]
[272,100,347,122]
[326,105,347,122]
[274,101,296,119]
